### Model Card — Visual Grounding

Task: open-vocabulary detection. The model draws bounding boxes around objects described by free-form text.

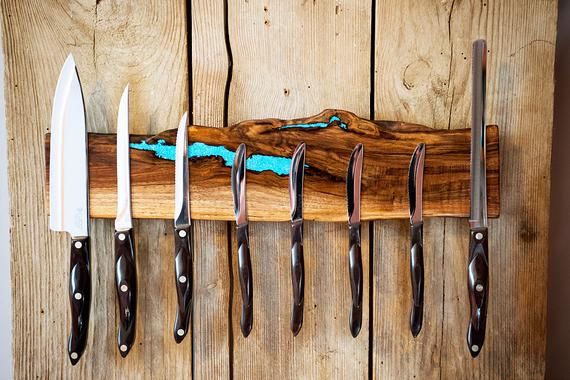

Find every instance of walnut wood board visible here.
[43,110,500,221]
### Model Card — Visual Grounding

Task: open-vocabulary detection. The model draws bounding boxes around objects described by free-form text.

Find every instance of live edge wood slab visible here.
[44,109,500,222]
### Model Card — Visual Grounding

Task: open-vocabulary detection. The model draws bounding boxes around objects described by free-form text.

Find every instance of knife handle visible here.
[174,226,193,343]
[114,229,137,357]
[348,224,363,338]
[68,236,91,365]
[290,220,304,336]
[467,226,489,357]
[236,224,253,337]
[409,222,424,337]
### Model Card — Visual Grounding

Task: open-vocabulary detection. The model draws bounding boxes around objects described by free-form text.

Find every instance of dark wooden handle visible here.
[348,224,363,338]
[114,229,137,357]
[174,226,193,343]
[236,224,253,337]
[290,220,304,336]
[409,222,424,337]
[467,227,489,357]
[68,236,91,365]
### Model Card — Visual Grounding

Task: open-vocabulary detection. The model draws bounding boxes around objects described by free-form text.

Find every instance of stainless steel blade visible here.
[408,143,425,225]
[115,85,132,231]
[49,54,89,238]
[470,39,488,228]
[231,144,248,227]
[174,112,190,228]
[289,143,306,223]
[347,144,363,226]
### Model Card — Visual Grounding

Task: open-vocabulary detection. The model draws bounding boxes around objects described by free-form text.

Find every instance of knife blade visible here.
[173,111,193,343]
[347,143,363,338]
[49,54,91,365]
[467,39,489,358]
[114,85,137,357]
[289,142,306,336]
[231,143,253,337]
[408,143,425,338]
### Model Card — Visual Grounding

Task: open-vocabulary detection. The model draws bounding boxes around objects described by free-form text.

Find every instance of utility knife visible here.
[231,144,253,337]
[49,54,91,365]
[173,112,193,343]
[347,143,364,337]
[114,85,137,357]
[408,143,425,337]
[289,142,306,336]
[467,39,489,358]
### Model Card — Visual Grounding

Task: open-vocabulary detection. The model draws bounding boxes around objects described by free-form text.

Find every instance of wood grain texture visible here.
[44,111,500,221]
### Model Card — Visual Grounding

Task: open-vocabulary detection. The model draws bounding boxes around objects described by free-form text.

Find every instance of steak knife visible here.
[49,54,91,365]
[232,144,253,337]
[173,112,193,343]
[115,85,137,357]
[347,143,364,338]
[467,39,489,358]
[408,143,425,337]
[289,142,306,336]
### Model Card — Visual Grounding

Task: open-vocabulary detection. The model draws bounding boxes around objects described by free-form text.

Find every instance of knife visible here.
[408,143,425,337]
[114,85,137,357]
[231,143,253,337]
[467,39,489,358]
[49,54,91,365]
[289,142,306,336]
[347,143,364,338]
[173,112,193,343]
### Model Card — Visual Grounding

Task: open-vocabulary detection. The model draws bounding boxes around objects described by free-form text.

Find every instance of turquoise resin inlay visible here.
[279,115,348,130]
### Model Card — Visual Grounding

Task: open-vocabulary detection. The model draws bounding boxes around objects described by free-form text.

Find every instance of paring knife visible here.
[467,39,489,358]
[289,142,306,336]
[408,143,426,337]
[50,54,91,365]
[231,144,253,337]
[347,143,364,338]
[115,85,137,357]
[173,112,193,343]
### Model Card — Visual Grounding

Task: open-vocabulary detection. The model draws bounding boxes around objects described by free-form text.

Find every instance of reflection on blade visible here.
[347,144,363,226]
[289,143,306,222]
[408,143,425,225]
[174,112,190,228]
[115,85,132,231]
[232,144,247,226]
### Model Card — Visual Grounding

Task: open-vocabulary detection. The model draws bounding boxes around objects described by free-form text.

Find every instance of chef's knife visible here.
[408,143,425,337]
[115,85,137,357]
[289,142,306,336]
[347,143,364,338]
[467,39,489,358]
[232,143,253,337]
[173,112,193,343]
[49,54,91,365]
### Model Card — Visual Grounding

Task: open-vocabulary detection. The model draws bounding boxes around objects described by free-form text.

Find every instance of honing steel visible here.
[115,85,137,357]
[231,143,253,337]
[49,54,91,365]
[347,143,364,337]
[289,142,306,335]
[173,112,193,343]
[467,39,489,358]
[408,143,426,338]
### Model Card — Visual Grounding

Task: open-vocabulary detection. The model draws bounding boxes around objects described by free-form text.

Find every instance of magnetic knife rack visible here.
[44,109,500,220]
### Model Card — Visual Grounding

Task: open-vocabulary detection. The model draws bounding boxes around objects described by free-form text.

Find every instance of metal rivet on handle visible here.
[120,344,128,352]
[74,292,83,300]
[179,275,187,284]
[70,352,78,360]
[475,232,483,241]
[472,345,480,352]
[178,230,187,238]
[120,284,128,292]
[74,241,82,249]
[177,329,185,336]
[118,233,126,241]
[476,284,484,292]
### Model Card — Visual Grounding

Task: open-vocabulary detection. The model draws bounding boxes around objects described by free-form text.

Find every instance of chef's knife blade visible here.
[408,143,425,337]
[232,144,253,337]
[347,143,363,338]
[49,54,91,365]
[289,142,306,336]
[467,39,489,358]
[173,112,193,343]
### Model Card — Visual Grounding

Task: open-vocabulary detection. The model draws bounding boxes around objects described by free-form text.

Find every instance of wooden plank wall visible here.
[2,0,557,379]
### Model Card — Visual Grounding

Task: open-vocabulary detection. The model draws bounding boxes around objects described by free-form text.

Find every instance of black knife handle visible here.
[467,226,489,357]
[68,236,91,365]
[237,224,253,337]
[290,220,304,336]
[409,222,424,337]
[174,226,193,343]
[114,229,137,357]
[348,224,363,338]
